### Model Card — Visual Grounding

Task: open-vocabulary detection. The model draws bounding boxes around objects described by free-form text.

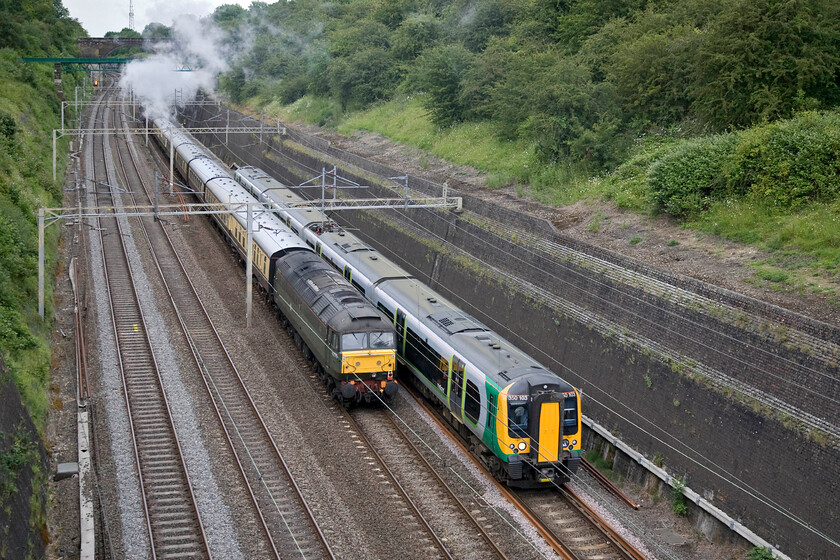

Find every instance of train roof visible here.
[277,251,392,332]
[190,157,236,186]
[381,277,567,388]
[319,230,412,281]
[235,166,312,211]
[211,178,309,256]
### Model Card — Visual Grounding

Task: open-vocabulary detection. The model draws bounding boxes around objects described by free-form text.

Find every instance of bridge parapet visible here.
[78,37,172,57]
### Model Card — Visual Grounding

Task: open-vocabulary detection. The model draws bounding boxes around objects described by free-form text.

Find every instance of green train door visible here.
[449,356,465,420]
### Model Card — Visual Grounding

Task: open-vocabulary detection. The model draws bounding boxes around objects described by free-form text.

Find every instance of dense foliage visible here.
[216,0,840,171]
[0,0,84,427]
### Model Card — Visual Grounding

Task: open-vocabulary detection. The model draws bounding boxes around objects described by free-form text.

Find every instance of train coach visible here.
[151,120,398,405]
[234,165,582,487]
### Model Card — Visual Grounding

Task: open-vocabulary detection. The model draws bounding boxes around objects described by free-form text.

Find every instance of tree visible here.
[689,0,840,129]
[328,47,398,110]
[142,23,171,38]
[409,44,476,126]
[213,4,247,30]
[104,27,141,38]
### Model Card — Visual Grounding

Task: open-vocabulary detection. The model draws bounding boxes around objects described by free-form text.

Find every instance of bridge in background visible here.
[78,37,173,58]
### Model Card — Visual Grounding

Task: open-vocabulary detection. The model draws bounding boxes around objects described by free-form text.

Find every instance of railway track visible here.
[90,88,211,559]
[350,406,509,560]
[515,488,645,560]
[110,95,334,559]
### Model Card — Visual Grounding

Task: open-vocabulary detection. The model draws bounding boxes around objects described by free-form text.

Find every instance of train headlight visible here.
[517,442,527,451]
[572,439,578,446]
[563,439,570,448]
[509,444,515,450]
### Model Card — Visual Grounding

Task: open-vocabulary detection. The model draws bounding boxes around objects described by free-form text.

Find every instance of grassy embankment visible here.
[259,93,839,306]
[0,50,80,434]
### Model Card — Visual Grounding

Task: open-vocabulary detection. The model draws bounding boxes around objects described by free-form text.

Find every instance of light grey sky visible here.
[64,0,250,37]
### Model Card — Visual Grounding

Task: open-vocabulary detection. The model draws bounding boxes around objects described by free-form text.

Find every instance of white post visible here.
[38,208,45,319]
[61,102,65,134]
[246,202,253,328]
[321,168,326,227]
[52,129,57,182]
[225,110,229,146]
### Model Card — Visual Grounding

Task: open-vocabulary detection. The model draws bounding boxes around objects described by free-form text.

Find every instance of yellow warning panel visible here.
[538,402,560,462]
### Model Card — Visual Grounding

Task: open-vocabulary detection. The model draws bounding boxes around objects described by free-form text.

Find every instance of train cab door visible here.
[315,241,322,256]
[343,266,352,283]
[449,356,465,419]
[530,392,561,464]
[395,309,407,357]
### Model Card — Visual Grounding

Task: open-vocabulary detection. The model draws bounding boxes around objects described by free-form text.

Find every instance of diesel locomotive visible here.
[151,121,398,404]
[234,166,582,487]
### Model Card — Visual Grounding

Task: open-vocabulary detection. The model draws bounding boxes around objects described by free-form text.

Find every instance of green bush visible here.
[747,547,774,560]
[649,133,738,218]
[726,111,840,208]
[671,476,688,516]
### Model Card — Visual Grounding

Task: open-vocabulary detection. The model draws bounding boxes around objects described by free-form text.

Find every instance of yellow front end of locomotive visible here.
[341,350,396,375]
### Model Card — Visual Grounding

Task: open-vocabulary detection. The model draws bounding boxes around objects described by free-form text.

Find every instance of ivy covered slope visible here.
[0,0,85,431]
[213,0,840,295]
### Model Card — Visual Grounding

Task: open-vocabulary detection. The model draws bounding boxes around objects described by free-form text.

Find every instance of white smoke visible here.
[119,15,231,122]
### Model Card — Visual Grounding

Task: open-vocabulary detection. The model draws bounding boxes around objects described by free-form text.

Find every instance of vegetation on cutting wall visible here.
[211,0,840,293]
[0,0,85,430]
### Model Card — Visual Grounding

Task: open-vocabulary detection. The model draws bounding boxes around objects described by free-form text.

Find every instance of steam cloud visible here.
[119,15,232,122]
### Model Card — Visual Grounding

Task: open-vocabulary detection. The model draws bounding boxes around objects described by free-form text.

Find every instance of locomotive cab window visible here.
[342,332,367,351]
[508,402,529,438]
[369,331,395,349]
[563,397,578,434]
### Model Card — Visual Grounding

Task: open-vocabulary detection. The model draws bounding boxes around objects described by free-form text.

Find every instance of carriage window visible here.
[465,380,481,424]
[341,332,367,351]
[377,303,394,322]
[508,403,529,438]
[369,331,395,349]
[405,327,447,393]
